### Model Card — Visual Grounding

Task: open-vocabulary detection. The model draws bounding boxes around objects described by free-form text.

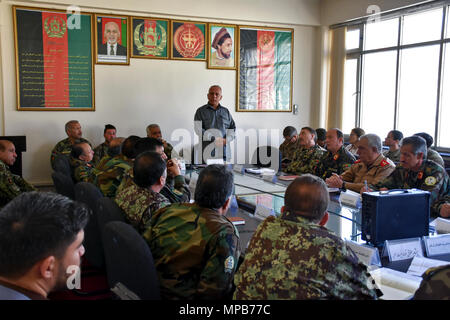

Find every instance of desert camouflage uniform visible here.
[413,265,450,300]
[50,137,91,169]
[115,178,170,233]
[427,148,445,168]
[315,146,356,180]
[70,158,97,183]
[340,154,396,193]
[372,160,449,218]
[279,139,301,162]
[93,154,132,198]
[0,160,36,209]
[285,145,326,175]
[93,142,109,166]
[143,203,240,299]
[383,149,401,163]
[233,211,378,300]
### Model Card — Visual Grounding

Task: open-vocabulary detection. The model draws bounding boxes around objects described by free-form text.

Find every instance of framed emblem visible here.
[207,24,236,70]
[95,14,130,65]
[170,20,206,61]
[131,17,169,59]
[13,6,95,111]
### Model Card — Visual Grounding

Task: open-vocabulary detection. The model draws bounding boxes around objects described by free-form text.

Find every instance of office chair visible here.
[102,221,161,300]
[74,182,105,269]
[96,197,126,241]
[53,155,72,177]
[51,171,75,199]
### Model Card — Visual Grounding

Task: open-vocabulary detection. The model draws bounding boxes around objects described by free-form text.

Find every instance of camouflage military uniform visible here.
[93,154,132,198]
[143,203,240,299]
[279,139,301,162]
[70,158,97,183]
[93,142,109,166]
[340,154,395,193]
[50,137,91,169]
[383,149,401,163]
[164,142,176,160]
[115,178,170,233]
[427,148,445,168]
[315,146,356,180]
[233,211,377,300]
[285,145,326,175]
[413,265,450,300]
[372,160,449,218]
[0,160,36,209]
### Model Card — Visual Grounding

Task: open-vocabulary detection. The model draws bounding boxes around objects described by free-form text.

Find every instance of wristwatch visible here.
[341,181,346,191]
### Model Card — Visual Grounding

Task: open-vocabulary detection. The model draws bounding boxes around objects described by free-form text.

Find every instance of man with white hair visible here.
[326,134,395,193]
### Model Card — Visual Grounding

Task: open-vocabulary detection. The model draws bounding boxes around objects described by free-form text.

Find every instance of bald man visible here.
[0,140,35,209]
[98,21,127,56]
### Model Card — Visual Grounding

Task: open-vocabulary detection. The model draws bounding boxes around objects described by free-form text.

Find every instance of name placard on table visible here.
[383,237,423,262]
[345,240,381,266]
[423,234,450,257]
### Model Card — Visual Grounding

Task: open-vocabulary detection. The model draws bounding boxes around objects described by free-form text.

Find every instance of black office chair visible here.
[96,197,126,241]
[102,221,161,300]
[51,171,75,200]
[53,155,72,177]
[74,182,105,269]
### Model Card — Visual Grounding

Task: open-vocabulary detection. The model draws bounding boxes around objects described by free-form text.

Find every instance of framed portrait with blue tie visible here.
[95,14,130,65]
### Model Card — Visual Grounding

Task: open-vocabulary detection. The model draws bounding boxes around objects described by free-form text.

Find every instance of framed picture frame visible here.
[131,17,170,59]
[207,23,237,70]
[170,20,206,61]
[95,14,129,65]
[237,25,293,112]
[13,6,95,111]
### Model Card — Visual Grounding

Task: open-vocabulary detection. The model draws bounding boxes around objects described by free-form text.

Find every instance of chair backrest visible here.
[74,182,105,269]
[51,171,75,200]
[53,155,72,177]
[96,197,126,240]
[103,221,161,300]
[251,146,281,171]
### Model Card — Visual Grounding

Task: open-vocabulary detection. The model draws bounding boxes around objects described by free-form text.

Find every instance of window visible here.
[342,4,450,149]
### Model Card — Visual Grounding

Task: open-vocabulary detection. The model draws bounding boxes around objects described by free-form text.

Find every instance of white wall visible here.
[0,0,322,184]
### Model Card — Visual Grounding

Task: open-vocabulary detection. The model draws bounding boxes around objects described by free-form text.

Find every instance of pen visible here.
[364,180,368,190]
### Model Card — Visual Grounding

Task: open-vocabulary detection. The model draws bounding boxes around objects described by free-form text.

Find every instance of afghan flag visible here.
[239,28,292,110]
[15,8,92,109]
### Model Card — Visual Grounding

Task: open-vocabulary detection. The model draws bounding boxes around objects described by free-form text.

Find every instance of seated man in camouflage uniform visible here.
[234,174,378,300]
[115,151,171,234]
[116,138,190,204]
[364,136,449,218]
[50,120,91,170]
[413,264,450,300]
[70,142,97,183]
[284,127,326,175]
[314,128,356,180]
[414,132,445,168]
[383,130,403,163]
[326,134,395,193]
[316,128,327,149]
[94,136,137,198]
[93,124,117,166]
[143,164,240,300]
[146,124,177,160]
[279,126,299,168]
[0,140,35,209]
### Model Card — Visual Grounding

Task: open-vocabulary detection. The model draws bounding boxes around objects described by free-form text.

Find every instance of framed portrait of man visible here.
[95,14,129,65]
[131,17,169,59]
[207,24,236,70]
[171,20,206,61]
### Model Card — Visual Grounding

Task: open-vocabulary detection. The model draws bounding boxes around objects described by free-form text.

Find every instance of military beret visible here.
[212,27,231,50]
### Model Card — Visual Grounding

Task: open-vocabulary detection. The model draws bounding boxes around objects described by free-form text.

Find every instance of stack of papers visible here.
[245,168,276,175]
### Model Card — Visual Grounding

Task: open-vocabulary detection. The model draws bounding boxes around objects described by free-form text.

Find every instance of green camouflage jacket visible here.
[115,178,170,234]
[279,139,301,162]
[233,211,378,300]
[285,145,326,175]
[383,149,401,163]
[50,137,91,169]
[372,160,449,218]
[0,160,36,209]
[93,142,109,166]
[413,265,450,300]
[315,146,356,179]
[93,154,132,198]
[143,203,240,300]
[427,148,445,168]
[70,157,97,183]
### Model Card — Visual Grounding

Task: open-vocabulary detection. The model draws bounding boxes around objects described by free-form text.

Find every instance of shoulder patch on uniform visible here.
[425,176,437,186]
[380,159,388,167]
[224,256,234,273]
[355,160,361,164]
[333,154,339,161]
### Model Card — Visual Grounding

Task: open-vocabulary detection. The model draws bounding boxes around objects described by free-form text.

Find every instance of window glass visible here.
[397,45,440,138]
[402,8,443,45]
[365,18,399,50]
[346,28,360,50]
[438,44,450,148]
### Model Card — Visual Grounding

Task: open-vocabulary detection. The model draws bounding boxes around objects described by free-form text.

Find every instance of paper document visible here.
[245,168,275,175]
[406,256,450,277]
[339,189,361,207]
[435,217,450,234]
[369,267,422,300]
